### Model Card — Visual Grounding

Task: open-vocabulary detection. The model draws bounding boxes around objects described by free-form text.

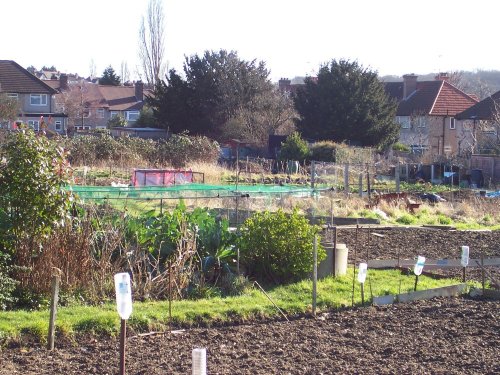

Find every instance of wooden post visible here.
[395,161,400,193]
[119,319,126,375]
[351,225,359,307]
[168,260,172,332]
[344,164,349,197]
[366,164,371,200]
[414,275,419,291]
[332,226,337,273]
[47,274,60,351]
[312,235,317,317]
[358,173,363,197]
[311,161,316,189]
[361,283,365,306]
[481,254,485,294]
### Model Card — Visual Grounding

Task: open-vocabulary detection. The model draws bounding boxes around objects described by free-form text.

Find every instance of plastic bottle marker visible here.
[114,273,133,320]
[358,263,368,284]
[461,246,469,267]
[414,256,425,276]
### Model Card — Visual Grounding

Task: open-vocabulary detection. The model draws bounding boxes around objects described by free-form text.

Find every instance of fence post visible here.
[311,161,316,189]
[47,274,60,350]
[395,161,400,193]
[358,173,363,197]
[344,164,349,197]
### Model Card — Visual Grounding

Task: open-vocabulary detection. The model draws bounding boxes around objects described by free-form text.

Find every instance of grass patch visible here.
[0,269,470,341]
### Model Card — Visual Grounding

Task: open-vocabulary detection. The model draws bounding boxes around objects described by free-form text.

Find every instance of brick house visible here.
[45,76,146,133]
[385,74,478,156]
[0,60,67,133]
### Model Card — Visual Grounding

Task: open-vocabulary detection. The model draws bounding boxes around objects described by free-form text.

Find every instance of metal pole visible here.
[361,283,365,306]
[119,319,126,375]
[312,235,317,317]
[414,275,419,292]
[395,161,400,193]
[358,173,363,197]
[351,225,358,307]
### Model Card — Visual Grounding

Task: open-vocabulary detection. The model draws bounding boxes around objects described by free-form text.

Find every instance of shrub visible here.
[278,132,310,162]
[310,141,337,162]
[396,213,416,225]
[238,209,324,283]
[392,142,410,152]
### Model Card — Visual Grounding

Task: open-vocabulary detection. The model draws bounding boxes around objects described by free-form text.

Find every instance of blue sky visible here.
[2,0,499,81]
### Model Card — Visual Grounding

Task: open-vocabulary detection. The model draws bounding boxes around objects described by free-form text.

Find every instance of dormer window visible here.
[30,94,47,106]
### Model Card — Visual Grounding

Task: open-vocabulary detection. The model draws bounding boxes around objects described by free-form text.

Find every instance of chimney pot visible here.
[60,74,68,90]
[135,81,144,101]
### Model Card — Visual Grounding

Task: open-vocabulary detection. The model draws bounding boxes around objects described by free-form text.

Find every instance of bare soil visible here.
[0,228,499,375]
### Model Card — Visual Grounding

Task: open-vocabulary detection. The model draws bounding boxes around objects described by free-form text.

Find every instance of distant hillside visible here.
[380,70,500,100]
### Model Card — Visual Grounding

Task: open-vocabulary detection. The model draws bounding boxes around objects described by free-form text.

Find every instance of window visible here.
[30,94,47,106]
[413,116,426,128]
[110,111,119,118]
[97,108,105,118]
[397,116,410,129]
[7,93,18,99]
[75,125,91,131]
[83,109,91,118]
[126,111,140,121]
[449,117,456,130]
[55,120,62,131]
[28,120,40,131]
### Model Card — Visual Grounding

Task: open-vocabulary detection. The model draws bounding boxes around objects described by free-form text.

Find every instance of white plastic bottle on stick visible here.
[114,272,133,320]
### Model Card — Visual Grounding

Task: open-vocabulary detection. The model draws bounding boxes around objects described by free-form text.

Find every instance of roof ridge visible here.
[8,60,57,94]
[429,80,444,115]
[442,80,479,103]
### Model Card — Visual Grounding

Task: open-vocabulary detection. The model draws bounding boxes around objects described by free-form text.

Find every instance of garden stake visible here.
[360,283,365,306]
[462,267,466,283]
[168,260,172,332]
[481,254,485,294]
[119,319,126,375]
[332,226,337,274]
[368,276,373,303]
[414,275,419,291]
[313,235,317,317]
[253,281,289,322]
[351,224,359,307]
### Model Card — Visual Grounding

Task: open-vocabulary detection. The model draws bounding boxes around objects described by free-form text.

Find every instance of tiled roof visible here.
[385,80,477,117]
[455,90,500,120]
[98,86,142,111]
[0,60,56,94]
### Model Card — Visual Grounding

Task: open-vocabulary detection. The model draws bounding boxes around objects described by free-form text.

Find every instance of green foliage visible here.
[0,253,17,310]
[238,209,324,283]
[396,213,417,225]
[107,114,128,128]
[278,132,310,162]
[293,59,399,149]
[148,49,276,141]
[437,214,452,225]
[98,65,121,86]
[0,130,72,242]
[134,106,156,128]
[310,140,338,162]
[392,142,411,152]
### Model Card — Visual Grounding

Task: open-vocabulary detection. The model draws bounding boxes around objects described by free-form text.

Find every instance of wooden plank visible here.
[373,284,467,305]
[368,257,500,269]
[483,289,500,300]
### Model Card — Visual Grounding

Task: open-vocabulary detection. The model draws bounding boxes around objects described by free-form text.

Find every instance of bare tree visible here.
[89,59,97,80]
[0,93,20,124]
[138,0,166,87]
[120,61,131,84]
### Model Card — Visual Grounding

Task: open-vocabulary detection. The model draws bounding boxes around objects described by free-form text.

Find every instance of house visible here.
[385,73,478,157]
[45,76,146,133]
[0,60,67,134]
[455,90,500,154]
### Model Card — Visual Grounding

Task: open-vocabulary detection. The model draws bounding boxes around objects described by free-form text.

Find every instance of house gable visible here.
[0,60,56,94]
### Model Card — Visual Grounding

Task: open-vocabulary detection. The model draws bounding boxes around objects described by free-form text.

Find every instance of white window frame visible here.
[30,94,47,106]
[110,111,119,118]
[449,117,456,130]
[397,116,410,129]
[414,116,426,128]
[7,93,18,99]
[28,120,40,131]
[97,108,105,118]
[55,120,62,131]
[126,111,140,121]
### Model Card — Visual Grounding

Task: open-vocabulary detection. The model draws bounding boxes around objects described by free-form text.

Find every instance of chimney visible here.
[403,74,418,100]
[135,81,144,101]
[278,78,291,92]
[435,72,449,82]
[60,74,68,90]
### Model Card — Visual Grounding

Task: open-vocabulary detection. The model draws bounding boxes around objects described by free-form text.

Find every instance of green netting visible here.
[66,183,321,200]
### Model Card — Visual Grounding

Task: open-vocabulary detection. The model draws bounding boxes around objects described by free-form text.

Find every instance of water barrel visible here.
[334,243,349,276]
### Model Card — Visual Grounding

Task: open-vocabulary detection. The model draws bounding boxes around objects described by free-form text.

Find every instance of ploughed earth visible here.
[1,228,499,375]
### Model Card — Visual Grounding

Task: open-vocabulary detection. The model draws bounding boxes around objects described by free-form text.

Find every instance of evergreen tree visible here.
[293,59,399,149]
[99,66,121,86]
